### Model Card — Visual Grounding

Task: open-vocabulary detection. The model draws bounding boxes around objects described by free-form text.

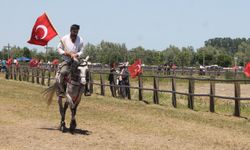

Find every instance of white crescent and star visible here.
[35,25,48,39]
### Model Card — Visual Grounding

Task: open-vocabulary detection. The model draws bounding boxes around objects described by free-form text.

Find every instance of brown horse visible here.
[43,56,89,134]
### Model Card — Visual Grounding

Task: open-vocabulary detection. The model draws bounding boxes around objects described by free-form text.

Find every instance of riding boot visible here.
[57,73,66,97]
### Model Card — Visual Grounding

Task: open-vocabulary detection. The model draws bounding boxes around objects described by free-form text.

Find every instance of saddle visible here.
[55,61,81,97]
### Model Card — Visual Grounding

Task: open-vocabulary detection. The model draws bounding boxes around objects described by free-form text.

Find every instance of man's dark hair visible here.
[70,24,80,31]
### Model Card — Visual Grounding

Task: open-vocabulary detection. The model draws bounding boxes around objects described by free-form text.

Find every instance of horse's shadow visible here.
[38,127,92,135]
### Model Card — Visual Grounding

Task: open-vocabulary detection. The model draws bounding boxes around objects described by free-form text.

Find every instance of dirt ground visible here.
[1,76,250,150]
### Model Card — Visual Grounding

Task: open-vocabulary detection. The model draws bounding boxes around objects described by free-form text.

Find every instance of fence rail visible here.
[4,64,250,118]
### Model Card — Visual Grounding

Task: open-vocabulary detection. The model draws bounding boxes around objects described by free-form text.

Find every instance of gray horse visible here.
[43,56,89,134]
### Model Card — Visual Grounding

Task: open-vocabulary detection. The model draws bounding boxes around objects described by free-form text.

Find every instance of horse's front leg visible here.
[58,97,68,132]
[69,103,78,134]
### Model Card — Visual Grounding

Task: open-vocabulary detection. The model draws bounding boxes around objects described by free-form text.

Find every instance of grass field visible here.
[1,73,250,150]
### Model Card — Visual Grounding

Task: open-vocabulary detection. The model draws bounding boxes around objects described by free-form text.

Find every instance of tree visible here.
[23,47,31,58]
[178,46,195,67]
[217,54,232,67]
[162,45,180,65]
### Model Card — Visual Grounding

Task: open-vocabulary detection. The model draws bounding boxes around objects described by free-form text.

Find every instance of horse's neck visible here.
[69,72,79,82]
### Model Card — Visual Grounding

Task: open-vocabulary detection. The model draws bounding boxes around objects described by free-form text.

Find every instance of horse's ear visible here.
[85,56,89,61]
[79,55,90,63]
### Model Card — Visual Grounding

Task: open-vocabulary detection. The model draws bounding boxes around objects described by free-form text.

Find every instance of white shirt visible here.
[57,34,84,62]
[13,59,17,64]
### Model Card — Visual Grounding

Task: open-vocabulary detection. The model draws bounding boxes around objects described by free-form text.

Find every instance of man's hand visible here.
[64,51,72,57]
[64,51,78,59]
[70,53,78,59]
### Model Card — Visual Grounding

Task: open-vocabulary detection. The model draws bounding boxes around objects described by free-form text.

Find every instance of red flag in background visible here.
[128,59,143,78]
[29,59,39,67]
[52,59,59,65]
[244,62,250,77]
[6,58,13,66]
[28,13,57,46]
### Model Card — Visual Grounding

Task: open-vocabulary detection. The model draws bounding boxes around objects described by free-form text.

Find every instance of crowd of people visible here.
[157,63,177,75]
[108,62,130,99]
[0,58,19,72]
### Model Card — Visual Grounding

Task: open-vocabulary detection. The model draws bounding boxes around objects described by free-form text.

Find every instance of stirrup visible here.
[58,93,66,98]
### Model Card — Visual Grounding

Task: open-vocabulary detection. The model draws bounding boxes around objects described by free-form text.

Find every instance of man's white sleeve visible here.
[57,41,65,55]
[77,41,84,56]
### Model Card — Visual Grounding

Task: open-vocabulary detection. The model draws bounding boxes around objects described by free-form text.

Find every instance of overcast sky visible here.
[1,0,250,51]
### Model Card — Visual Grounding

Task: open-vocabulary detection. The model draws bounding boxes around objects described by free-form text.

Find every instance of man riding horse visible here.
[57,24,84,97]
[43,24,91,134]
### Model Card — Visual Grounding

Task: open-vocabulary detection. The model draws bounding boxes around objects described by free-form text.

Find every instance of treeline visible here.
[1,37,250,67]
[0,46,61,62]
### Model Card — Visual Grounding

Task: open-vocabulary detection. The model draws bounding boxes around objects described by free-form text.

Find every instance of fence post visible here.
[14,66,17,80]
[138,74,143,101]
[18,67,22,81]
[36,68,40,84]
[209,78,215,112]
[31,68,35,83]
[234,82,241,117]
[5,66,9,79]
[153,76,159,104]
[41,69,45,85]
[22,67,25,81]
[188,78,194,109]
[171,77,177,108]
[47,70,51,86]
[89,71,93,94]
[100,73,105,96]
[127,77,131,100]
[26,67,30,82]
[21,67,25,81]
[111,72,117,97]
[10,66,13,79]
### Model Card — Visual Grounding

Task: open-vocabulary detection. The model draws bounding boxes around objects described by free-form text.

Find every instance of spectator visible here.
[199,65,205,76]
[108,63,117,97]
[1,59,6,72]
[172,64,177,75]
[118,62,130,98]
[13,58,17,65]
[6,58,13,79]
[166,64,171,75]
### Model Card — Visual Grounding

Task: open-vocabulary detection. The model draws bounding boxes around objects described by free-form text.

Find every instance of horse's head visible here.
[76,56,90,85]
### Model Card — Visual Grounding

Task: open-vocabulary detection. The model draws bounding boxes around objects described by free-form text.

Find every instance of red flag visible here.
[244,62,250,77]
[128,59,143,78]
[29,59,39,67]
[27,13,57,46]
[6,58,13,66]
[52,59,59,65]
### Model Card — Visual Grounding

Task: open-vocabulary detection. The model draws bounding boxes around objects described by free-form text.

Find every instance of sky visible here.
[1,0,250,51]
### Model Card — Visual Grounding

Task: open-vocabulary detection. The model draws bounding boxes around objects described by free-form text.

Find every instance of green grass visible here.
[2,72,250,150]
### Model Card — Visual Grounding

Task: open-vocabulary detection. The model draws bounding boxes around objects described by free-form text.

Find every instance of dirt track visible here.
[1,77,250,150]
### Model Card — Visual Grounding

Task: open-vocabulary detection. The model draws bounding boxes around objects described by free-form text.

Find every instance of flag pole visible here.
[44,12,66,48]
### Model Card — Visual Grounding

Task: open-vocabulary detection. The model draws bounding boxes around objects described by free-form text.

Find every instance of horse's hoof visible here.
[61,126,67,133]
[60,121,67,133]
[69,120,77,133]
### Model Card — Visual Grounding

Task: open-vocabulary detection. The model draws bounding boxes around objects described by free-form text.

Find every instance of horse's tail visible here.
[42,83,57,106]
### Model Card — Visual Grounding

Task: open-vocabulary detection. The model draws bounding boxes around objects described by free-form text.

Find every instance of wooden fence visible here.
[4,64,250,117]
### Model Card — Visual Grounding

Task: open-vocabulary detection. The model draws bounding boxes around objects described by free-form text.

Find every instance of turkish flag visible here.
[52,59,59,65]
[6,58,13,66]
[29,59,39,67]
[128,59,143,78]
[27,13,57,46]
[244,62,250,77]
